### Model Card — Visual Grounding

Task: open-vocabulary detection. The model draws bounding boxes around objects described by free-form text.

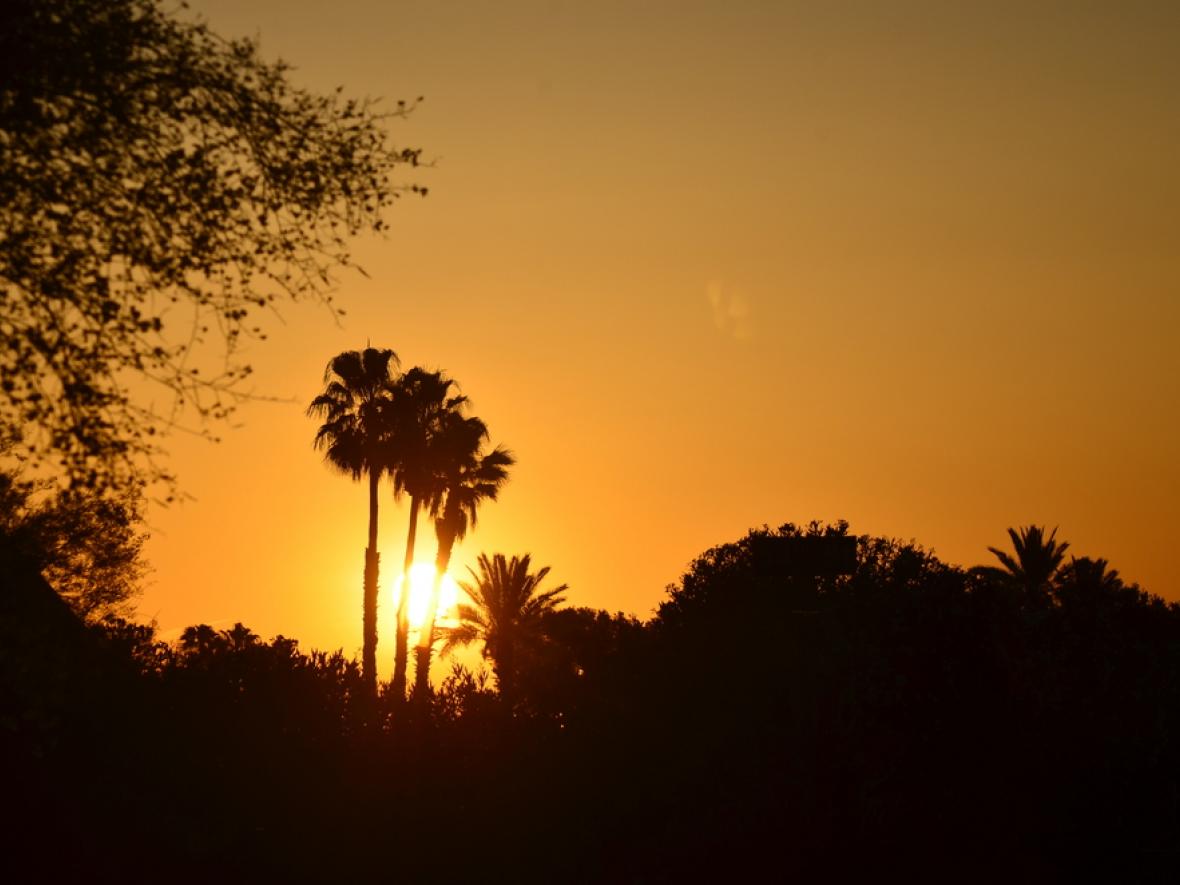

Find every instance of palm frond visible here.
[439,623,479,657]
[987,525,1070,595]
[308,347,400,482]
[987,547,1021,576]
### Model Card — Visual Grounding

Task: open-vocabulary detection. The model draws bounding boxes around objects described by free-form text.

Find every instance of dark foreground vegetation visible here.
[4,521,1179,883]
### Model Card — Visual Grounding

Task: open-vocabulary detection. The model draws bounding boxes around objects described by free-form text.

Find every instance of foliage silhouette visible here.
[442,552,568,709]
[0,0,424,495]
[980,524,1070,606]
[429,662,498,724]
[0,464,145,619]
[5,519,1180,882]
[515,607,648,724]
[1056,555,1124,603]
[308,347,400,695]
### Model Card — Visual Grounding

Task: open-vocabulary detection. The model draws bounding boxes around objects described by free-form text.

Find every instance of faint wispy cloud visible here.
[706,280,753,340]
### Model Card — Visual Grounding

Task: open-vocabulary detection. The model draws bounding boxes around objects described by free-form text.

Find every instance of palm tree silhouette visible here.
[1055,556,1124,607]
[984,525,1070,604]
[384,367,470,702]
[412,417,513,700]
[441,552,567,709]
[308,347,399,696]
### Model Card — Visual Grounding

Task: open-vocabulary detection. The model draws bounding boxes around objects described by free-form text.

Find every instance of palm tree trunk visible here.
[391,496,419,702]
[361,471,380,697]
[413,537,454,700]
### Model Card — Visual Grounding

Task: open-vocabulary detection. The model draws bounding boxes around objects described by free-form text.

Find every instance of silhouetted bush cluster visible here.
[4,522,1179,882]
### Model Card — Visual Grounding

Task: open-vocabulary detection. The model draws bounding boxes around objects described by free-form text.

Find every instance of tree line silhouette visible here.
[4,511,1178,881]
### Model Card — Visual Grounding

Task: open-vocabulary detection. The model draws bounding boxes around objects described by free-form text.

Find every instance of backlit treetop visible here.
[0,0,425,495]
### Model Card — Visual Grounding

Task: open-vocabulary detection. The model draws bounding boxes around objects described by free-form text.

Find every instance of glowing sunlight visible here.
[396,562,460,633]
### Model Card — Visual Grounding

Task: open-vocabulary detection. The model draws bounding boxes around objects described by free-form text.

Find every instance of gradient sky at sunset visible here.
[140,0,1180,674]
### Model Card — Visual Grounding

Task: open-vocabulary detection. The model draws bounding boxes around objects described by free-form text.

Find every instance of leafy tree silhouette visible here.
[0,463,146,620]
[430,662,498,724]
[0,0,424,496]
[308,347,400,696]
[516,607,647,723]
[442,553,567,709]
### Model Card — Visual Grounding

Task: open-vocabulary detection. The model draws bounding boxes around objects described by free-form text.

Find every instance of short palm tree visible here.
[984,525,1069,604]
[1055,556,1124,608]
[384,367,470,702]
[307,347,399,696]
[413,417,513,699]
[441,553,567,709]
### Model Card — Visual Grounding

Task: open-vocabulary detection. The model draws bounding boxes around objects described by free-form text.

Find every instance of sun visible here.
[395,562,460,633]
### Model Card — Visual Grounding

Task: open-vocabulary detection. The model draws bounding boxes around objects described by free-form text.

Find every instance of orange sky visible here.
[140,0,1180,674]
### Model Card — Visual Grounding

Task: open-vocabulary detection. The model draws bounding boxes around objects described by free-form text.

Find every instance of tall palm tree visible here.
[412,418,513,699]
[984,525,1070,604]
[307,347,399,696]
[384,367,469,702]
[441,552,567,709]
